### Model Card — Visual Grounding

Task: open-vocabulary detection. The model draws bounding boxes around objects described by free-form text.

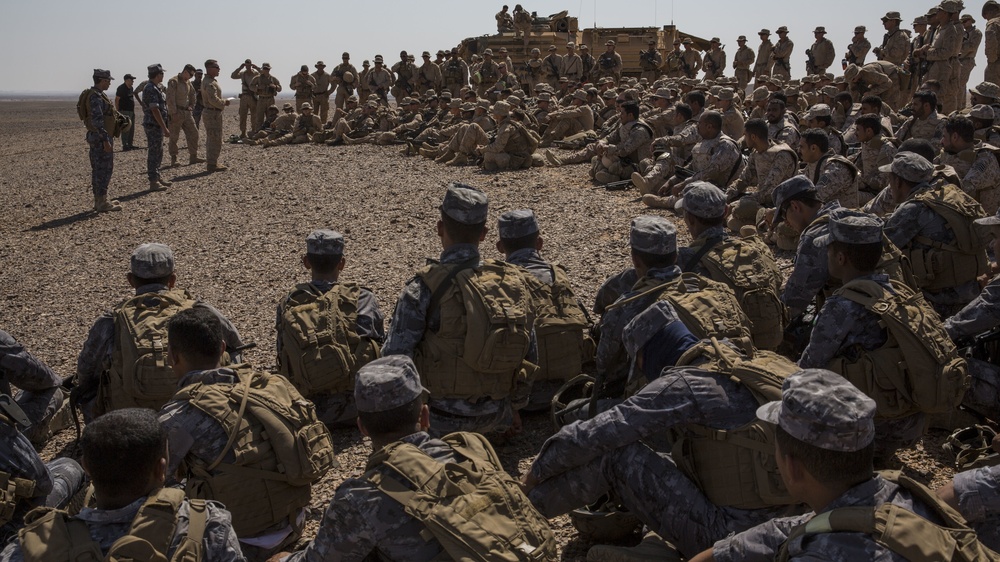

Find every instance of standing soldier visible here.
[311,61,334,123]
[639,38,662,84]
[230,59,258,138]
[579,44,596,84]
[476,49,499,98]
[524,48,543,96]
[192,69,204,128]
[442,49,468,97]
[165,64,202,168]
[914,1,964,114]
[771,26,794,81]
[332,53,359,110]
[874,11,911,73]
[806,26,835,75]
[391,51,417,102]
[986,1,1000,85]
[250,63,281,133]
[542,45,563,89]
[416,51,443,95]
[733,35,755,91]
[597,40,623,83]
[113,73,137,152]
[561,42,584,83]
[85,69,122,212]
[290,65,317,111]
[846,26,872,66]
[366,55,393,105]
[906,16,931,100]
[754,29,774,88]
[142,64,171,193]
[680,38,703,78]
[201,59,230,173]
[703,37,726,80]
[959,14,984,109]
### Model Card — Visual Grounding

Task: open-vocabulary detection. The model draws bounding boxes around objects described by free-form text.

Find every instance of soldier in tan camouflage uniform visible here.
[754,29,774,87]
[937,115,1000,214]
[290,65,317,112]
[264,102,322,147]
[538,90,594,147]
[896,90,947,151]
[244,104,290,145]
[914,1,964,114]
[703,38,726,81]
[664,40,685,79]
[332,53,359,110]
[591,101,652,184]
[846,26,872,67]
[733,35,755,91]
[416,51,443,95]
[391,51,418,102]
[807,27,835,75]
[680,38,703,79]
[853,113,898,204]
[727,118,799,232]
[771,26,794,80]
[166,64,202,167]
[311,61,334,123]
[986,1,1000,85]
[542,45,562,89]
[230,59,258,137]
[477,101,536,171]
[366,56,393,105]
[250,63,281,133]
[800,128,859,207]
[959,14,984,109]
[639,39,663,84]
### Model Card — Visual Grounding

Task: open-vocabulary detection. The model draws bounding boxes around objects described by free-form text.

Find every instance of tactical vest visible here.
[278,282,380,397]
[828,279,970,419]
[98,289,199,416]
[18,488,206,562]
[415,260,535,402]
[669,339,797,509]
[174,366,337,537]
[77,88,129,138]
[752,143,799,205]
[776,471,1000,562]
[684,234,786,350]
[527,265,595,382]
[444,60,464,84]
[366,432,557,561]
[908,183,988,291]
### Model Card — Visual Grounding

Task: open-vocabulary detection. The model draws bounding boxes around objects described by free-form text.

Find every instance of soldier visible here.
[331,53,359,111]
[245,103,294,146]
[766,97,801,147]
[358,59,372,102]
[192,68,204,128]
[803,104,846,156]
[853,113,898,205]
[391,51,417,102]
[476,49,499,98]
[914,1,964,114]
[230,59,258,137]
[938,436,1000,551]
[579,43,596,84]
[249,63,281,133]
[488,63,520,100]
[799,127,858,207]
[807,26,835,75]
[895,90,946,151]
[495,4,513,32]
[717,87,744,139]
[844,61,902,111]
[538,90,593,147]
[937,115,1000,214]
[142,64,173,193]
[264,102,322,147]
[905,16,931,100]
[0,331,67,445]
[771,26,794,80]
[289,65,316,111]
[310,61,333,123]
[875,11,911,66]
[733,35,755,91]
[561,42,584,83]
[113,73,137,151]
[512,3,532,37]
[366,55,393,105]
[986,1,1000,85]
[381,184,537,436]
[960,14,984,109]
[84,69,122,212]
[166,64,202,167]
[726,118,799,232]
[522,48,544,96]
[596,40,623,83]
[476,102,535,171]
[0,408,238,562]
[416,51,443,95]
[540,45,562,89]
[754,29,774,86]
[201,59,230,173]
[664,39,685,78]
[703,37,725,80]
[590,101,652,184]
[442,49,469,96]
[681,38,703,79]
[846,25,872,67]
[639,38,662,83]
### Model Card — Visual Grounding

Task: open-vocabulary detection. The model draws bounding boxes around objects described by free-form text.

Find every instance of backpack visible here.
[77,87,129,138]
[0,404,36,528]
[277,282,380,397]
[829,279,970,419]
[98,289,199,416]
[776,471,1000,562]
[19,487,206,562]
[176,366,337,537]
[909,183,989,291]
[526,265,595,382]
[683,235,786,350]
[512,120,540,153]
[416,260,535,401]
[367,431,558,561]
[669,338,797,509]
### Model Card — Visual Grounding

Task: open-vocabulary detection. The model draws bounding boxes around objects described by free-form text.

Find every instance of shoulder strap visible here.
[683,237,723,272]
[426,257,480,313]
[105,488,186,562]
[206,369,253,472]
[169,498,207,562]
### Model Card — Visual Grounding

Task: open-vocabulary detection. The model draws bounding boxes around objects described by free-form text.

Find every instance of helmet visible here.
[569,496,643,541]
[342,72,355,84]
[550,374,594,429]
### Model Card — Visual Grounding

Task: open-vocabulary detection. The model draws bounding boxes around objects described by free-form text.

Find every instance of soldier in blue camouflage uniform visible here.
[142,64,172,191]
[0,408,244,562]
[74,243,243,422]
[382,184,535,436]
[87,69,120,212]
[693,369,988,562]
[1,330,66,445]
[938,444,1000,552]
[676,182,730,276]
[275,230,385,427]
[523,302,793,560]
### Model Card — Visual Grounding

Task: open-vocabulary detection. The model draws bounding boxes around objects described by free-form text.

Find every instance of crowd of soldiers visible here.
[42,0,1000,560]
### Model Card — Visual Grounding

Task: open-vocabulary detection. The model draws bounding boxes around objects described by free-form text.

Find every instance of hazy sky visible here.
[2,0,990,94]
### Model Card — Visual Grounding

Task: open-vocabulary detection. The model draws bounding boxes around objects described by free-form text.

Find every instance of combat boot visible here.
[594,170,617,184]
[190,155,206,164]
[446,153,469,166]
[158,177,173,187]
[542,149,562,166]
[641,194,677,209]
[419,147,438,158]
[244,139,258,146]
[170,154,178,167]
[208,164,229,173]
[149,179,167,192]
[562,148,592,164]
[435,149,456,164]
[94,194,122,212]
[586,532,681,562]
[631,172,650,194]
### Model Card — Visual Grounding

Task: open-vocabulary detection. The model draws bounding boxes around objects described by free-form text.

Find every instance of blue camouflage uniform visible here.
[593,267,638,316]
[946,274,1000,420]
[781,201,846,318]
[798,272,891,369]
[0,330,65,441]
[143,79,168,182]
[953,464,1000,551]
[677,225,728,276]
[87,88,114,197]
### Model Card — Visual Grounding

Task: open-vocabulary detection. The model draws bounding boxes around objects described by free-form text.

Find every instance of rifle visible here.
[958,325,1000,364]
[603,178,633,191]
[680,56,692,77]
[805,49,816,72]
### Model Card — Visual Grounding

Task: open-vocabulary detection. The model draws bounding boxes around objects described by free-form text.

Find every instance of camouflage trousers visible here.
[13,386,65,445]
[203,109,223,167]
[144,124,164,180]
[527,441,797,559]
[239,94,257,135]
[87,136,113,196]
[254,96,275,132]
[636,153,675,195]
[168,110,199,159]
[987,63,1000,90]
[45,458,87,511]
[482,151,531,171]
[427,402,513,438]
[312,94,331,123]
[735,69,752,92]
[193,105,204,127]
[962,358,1000,422]
[120,110,135,149]
[927,59,957,114]
[446,123,488,155]
[540,117,584,145]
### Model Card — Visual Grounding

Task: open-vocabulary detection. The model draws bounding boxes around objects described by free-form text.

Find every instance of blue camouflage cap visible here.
[306,229,345,256]
[498,209,539,239]
[441,182,489,225]
[757,369,876,452]
[630,216,677,255]
[773,175,818,222]
[622,300,683,359]
[813,212,883,247]
[130,243,174,278]
[878,152,934,184]
[677,181,727,219]
[354,355,429,413]
[93,69,113,80]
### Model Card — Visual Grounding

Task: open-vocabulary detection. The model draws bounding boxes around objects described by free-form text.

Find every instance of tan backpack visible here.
[416,259,535,401]
[98,289,199,416]
[776,471,1000,562]
[367,431,558,561]
[77,88,130,138]
[526,265,595,382]
[683,234,786,350]
[18,487,206,562]
[669,338,796,509]
[829,279,970,419]
[909,183,989,291]
[175,366,337,537]
[278,282,380,397]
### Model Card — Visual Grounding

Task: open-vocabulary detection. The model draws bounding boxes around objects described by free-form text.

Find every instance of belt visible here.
[204,107,222,112]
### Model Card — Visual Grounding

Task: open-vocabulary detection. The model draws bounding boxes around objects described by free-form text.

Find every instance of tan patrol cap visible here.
[854,26,866,33]
[882,11,902,21]
[605,39,616,46]
[777,26,789,33]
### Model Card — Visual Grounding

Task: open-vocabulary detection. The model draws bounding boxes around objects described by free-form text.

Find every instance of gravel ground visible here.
[2,100,961,559]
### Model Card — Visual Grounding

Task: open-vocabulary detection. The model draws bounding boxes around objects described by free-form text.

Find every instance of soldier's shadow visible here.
[169,170,214,182]
[28,188,162,231]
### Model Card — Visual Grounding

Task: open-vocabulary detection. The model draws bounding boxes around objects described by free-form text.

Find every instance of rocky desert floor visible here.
[0,100,961,559]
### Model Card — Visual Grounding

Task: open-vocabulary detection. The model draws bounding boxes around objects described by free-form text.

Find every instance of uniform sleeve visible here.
[711,515,810,562]
[381,278,431,357]
[75,314,114,398]
[815,162,856,202]
[781,233,830,316]
[357,290,386,343]
[0,331,61,391]
[954,464,1000,522]
[283,483,379,562]
[964,151,1000,199]
[195,500,247,562]
[608,125,652,158]
[883,202,926,250]
[946,275,1000,339]
[687,141,740,184]
[987,23,1000,63]
[758,151,798,202]
[90,91,111,142]
[798,297,858,368]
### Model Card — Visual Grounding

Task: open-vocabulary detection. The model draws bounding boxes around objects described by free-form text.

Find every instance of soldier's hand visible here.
[764,208,776,226]
[163,128,171,138]
[520,467,538,492]
[103,140,113,154]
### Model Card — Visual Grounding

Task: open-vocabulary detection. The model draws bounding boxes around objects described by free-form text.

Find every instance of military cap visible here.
[777,26,789,33]
[306,230,345,255]
[447,99,461,109]
[971,81,1000,100]
[854,25,867,33]
[365,100,378,109]
[507,95,522,106]
[975,206,1000,227]
[647,38,656,45]
[492,100,511,116]
[282,102,294,111]
[882,11,902,21]
[682,77,699,87]
[347,94,359,103]
[710,37,721,43]
[460,102,476,112]
[498,210,539,239]
[914,15,929,25]
[205,59,219,69]
[421,51,431,57]
[477,99,491,110]
[531,47,541,54]
[783,87,800,97]
[500,47,509,52]
[483,48,494,56]
[123,73,135,80]
[441,89,453,98]
[630,216,676,255]
[737,35,748,41]
[362,60,370,66]
[814,212,883,247]
[606,39,616,46]
[822,72,835,80]
[300,102,313,110]
[879,152,934,184]
[682,38,693,45]
[147,63,164,75]
[266,104,279,112]
[844,64,860,82]
[820,85,840,98]
[441,183,488,224]
[354,355,428,413]
[130,243,174,278]
[245,58,253,64]
[537,92,552,102]
[757,369,876,452]
[602,89,617,99]
[986,0,1000,11]
[572,90,588,102]
[436,50,445,56]
[374,55,384,63]
[961,13,975,22]
[677,182,727,219]
[195,69,203,74]
[93,69,113,80]
[939,0,964,13]
[652,88,673,100]
[971,104,995,121]
[673,39,682,45]
[813,26,827,34]
[805,103,832,119]
[708,85,722,96]
[622,300,683,359]
[261,62,272,69]
[751,86,770,102]
[399,97,413,105]
[773,175,819,221]
[759,29,771,36]
[315,60,326,67]
[548,45,557,51]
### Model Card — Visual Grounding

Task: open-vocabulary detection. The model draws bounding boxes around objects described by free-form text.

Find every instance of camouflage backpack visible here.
[526,265,595,382]
[18,487,206,562]
[278,282,380,397]
[77,87,130,138]
[367,431,558,561]
[909,183,989,291]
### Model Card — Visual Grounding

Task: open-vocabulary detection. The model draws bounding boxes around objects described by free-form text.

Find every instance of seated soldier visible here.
[0,396,84,546]
[382,184,537,437]
[726,118,799,233]
[589,101,653,185]
[524,301,800,561]
[799,128,859,208]
[245,103,297,145]
[691,369,994,562]
[537,90,594,147]
[263,102,322,147]
[274,355,556,561]
[937,432,1000,552]
[75,243,243,422]
[276,230,385,427]
[0,330,67,445]
[2,408,242,562]
[802,104,846,156]
[936,115,1000,215]
[495,210,593,410]
[863,138,943,216]
[476,102,537,171]
[853,113,898,206]
[159,308,334,562]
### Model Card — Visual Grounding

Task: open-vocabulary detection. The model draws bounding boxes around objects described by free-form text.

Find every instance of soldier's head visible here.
[304,229,345,280]
[696,110,723,140]
[438,183,489,247]
[860,94,883,115]
[355,356,430,443]
[566,42,576,53]
[943,115,976,152]
[205,59,221,77]
[181,64,196,80]
[835,91,853,112]
[243,58,253,69]
[881,11,902,31]
[147,63,164,83]
[879,152,935,203]
[970,104,996,130]
[166,307,226,374]
[259,62,271,75]
[605,39,616,53]
[970,81,1000,105]
[804,104,832,129]
[854,114,882,143]
[985,1,1000,21]
[812,26,826,40]
[773,176,822,232]
[776,26,789,39]
[673,102,692,124]
[629,216,677,275]
[82,408,168,505]
[913,16,929,33]
[743,118,770,152]
[853,25,867,38]
[737,35,747,46]
[765,98,786,123]
[619,100,640,123]
[909,90,938,119]
[127,243,175,289]
[798,129,830,164]
[678,182,728,237]
[92,69,112,89]
[496,209,541,256]
[684,90,705,112]
[815,212,884,279]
